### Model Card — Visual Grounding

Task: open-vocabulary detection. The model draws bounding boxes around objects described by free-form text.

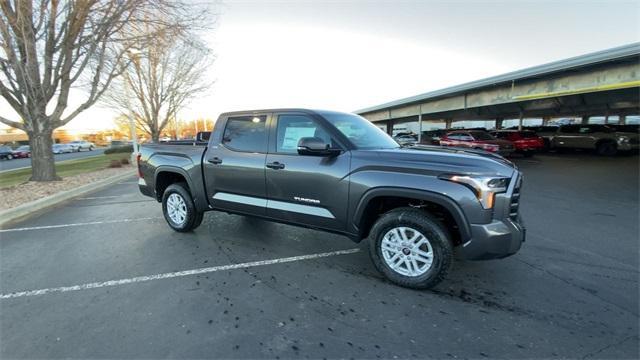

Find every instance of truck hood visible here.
[355,145,516,178]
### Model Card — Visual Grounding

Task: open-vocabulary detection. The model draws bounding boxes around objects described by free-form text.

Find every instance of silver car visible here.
[52,144,74,154]
[68,140,96,152]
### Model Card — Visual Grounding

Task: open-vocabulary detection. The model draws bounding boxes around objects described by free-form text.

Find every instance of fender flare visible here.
[154,166,196,200]
[352,187,472,242]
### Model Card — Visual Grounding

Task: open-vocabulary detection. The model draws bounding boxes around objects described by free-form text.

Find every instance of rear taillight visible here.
[136,153,143,178]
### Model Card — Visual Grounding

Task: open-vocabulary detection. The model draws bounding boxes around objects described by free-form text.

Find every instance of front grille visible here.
[509,175,521,220]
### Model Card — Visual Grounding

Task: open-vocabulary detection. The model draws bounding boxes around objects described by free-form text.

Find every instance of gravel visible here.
[0,166,134,211]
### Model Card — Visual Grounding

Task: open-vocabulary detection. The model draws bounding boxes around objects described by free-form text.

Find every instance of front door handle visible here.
[208,157,223,165]
[266,161,285,170]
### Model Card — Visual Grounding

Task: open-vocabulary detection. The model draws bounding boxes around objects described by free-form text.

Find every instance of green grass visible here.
[0,153,131,188]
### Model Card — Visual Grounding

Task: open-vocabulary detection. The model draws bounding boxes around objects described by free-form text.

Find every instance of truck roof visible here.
[219,108,351,117]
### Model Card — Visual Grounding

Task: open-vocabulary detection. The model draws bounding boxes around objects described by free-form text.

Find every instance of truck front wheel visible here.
[162,183,204,232]
[368,207,453,289]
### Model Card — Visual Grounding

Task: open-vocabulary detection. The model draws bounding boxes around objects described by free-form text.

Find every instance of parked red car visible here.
[11,145,31,158]
[489,130,545,156]
[439,130,515,156]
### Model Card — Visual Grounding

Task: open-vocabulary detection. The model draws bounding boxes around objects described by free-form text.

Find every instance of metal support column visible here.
[518,113,524,131]
[418,106,423,143]
[619,115,626,125]
[495,118,503,129]
[445,119,452,129]
[581,115,589,125]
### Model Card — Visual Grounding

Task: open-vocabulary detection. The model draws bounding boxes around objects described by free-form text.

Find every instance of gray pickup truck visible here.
[534,124,639,155]
[138,109,525,289]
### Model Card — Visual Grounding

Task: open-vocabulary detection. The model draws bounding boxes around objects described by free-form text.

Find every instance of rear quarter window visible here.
[222,116,268,153]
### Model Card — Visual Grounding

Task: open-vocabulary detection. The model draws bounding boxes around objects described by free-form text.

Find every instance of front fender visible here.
[352,187,472,242]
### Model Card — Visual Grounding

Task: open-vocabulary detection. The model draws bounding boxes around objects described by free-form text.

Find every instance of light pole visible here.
[123,82,138,152]
[124,48,141,152]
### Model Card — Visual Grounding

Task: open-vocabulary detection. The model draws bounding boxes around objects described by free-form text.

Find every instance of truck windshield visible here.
[321,112,400,149]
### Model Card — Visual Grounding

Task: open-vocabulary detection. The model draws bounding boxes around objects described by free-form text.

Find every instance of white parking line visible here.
[0,217,161,233]
[0,248,361,299]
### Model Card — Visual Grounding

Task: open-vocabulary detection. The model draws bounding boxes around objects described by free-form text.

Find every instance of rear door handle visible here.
[208,157,223,165]
[266,161,285,170]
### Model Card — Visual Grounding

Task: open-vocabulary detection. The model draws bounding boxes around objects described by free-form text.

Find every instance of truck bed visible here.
[137,142,208,203]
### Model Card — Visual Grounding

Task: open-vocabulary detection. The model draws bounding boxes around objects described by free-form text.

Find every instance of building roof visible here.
[355,42,640,114]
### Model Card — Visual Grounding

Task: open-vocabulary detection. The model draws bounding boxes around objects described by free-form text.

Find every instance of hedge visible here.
[104,145,134,154]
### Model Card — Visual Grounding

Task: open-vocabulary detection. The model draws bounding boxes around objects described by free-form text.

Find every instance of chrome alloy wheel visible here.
[381,226,434,277]
[166,193,187,225]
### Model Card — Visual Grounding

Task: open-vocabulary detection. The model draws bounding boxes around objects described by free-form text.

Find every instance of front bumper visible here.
[455,170,525,260]
[618,143,639,151]
[456,217,525,260]
[497,148,515,156]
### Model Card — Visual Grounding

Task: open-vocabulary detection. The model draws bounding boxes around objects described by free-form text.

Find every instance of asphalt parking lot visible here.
[1,153,638,359]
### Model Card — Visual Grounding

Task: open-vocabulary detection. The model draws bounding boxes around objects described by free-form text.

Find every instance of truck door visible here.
[553,125,580,148]
[203,114,270,216]
[264,112,351,231]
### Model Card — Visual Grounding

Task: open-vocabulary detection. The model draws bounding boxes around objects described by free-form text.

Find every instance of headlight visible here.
[439,174,510,209]
[617,136,630,144]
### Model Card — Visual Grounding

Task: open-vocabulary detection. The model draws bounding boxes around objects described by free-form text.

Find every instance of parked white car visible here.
[52,144,74,154]
[68,140,96,152]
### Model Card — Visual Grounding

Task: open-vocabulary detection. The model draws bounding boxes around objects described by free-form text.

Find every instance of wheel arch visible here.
[154,166,195,202]
[352,187,471,244]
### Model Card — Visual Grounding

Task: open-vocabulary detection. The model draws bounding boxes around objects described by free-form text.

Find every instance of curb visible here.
[0,170,136,228]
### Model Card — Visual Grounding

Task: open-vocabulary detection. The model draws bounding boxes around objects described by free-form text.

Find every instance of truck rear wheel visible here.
[162,183,204,232]
[368,207,453,289]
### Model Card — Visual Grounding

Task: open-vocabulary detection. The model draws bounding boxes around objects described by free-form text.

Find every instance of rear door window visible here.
[222,115,268,153]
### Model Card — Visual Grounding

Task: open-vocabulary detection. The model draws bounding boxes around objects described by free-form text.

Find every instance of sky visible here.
[1,0,639,131]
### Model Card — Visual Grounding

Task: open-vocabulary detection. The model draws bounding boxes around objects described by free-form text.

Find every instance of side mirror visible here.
[297,137,341,156]
[196,131,211,142]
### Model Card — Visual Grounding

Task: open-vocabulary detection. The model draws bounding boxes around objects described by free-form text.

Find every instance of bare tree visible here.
[0,0,207,181]
[104,32,212,142]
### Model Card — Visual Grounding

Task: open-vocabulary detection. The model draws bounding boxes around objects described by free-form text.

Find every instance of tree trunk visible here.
[151,130,160,143]
[28,129,60,181]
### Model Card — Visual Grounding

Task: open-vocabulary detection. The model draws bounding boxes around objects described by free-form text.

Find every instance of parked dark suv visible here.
[0,146,14,160]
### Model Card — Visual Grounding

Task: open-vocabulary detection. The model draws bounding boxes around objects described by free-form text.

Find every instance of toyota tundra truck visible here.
[137,109,525,289]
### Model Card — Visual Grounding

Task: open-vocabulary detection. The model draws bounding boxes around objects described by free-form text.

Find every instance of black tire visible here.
[6,154,12,160]
[541,138,550,152]
[368,207,453,289]
[596,141,617,156]
[161,183,204,232]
